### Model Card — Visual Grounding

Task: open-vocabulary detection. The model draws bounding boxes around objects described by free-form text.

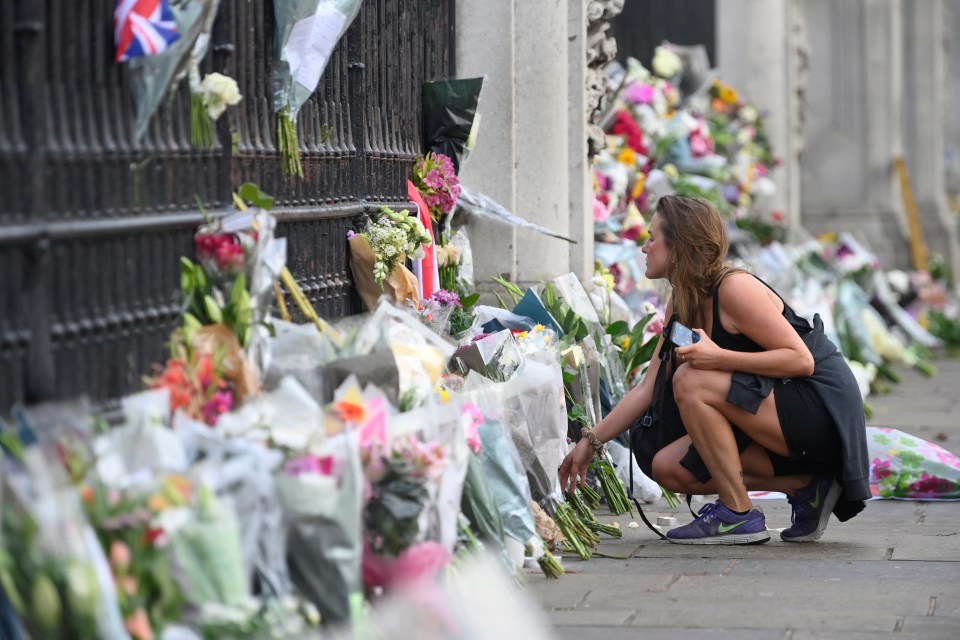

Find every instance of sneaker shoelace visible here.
[693,502,719,524]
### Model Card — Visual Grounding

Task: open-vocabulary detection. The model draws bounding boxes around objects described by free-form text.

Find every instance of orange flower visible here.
[125,608,154,640]
[335,400,366,423]
[616,147,637,166]
[82,485,94,503]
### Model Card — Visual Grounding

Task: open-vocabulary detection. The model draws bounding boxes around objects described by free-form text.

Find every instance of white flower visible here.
[200,72,242,120]
[652,46,682,79]
[739,104,758,124]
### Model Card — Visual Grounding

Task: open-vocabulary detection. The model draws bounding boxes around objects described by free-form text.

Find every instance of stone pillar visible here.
[457,0,597,293]
[716,0,804,235]
[799,0,911,268]
[512,0,571,287]
[948,2,960,206]
[455,0,519,287]
[901,1,960,282]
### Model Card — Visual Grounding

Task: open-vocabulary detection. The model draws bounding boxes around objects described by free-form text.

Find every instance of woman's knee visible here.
[672,365,709,405]
[651,455,697,493]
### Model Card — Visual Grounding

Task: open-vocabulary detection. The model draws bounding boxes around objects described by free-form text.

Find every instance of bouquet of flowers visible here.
[418,289,462,335]
[412,151,462,290]
[412,152,462,225]
[273,0,362,177]
[348,207,432,310]
[275,430,363,626]
[361,430,453,597]
[0,446,129,640]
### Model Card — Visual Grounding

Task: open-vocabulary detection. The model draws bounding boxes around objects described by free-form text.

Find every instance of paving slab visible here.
[523,358,960,638]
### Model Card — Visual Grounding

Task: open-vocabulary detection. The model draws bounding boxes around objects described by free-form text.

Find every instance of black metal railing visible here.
[0,0,453,413]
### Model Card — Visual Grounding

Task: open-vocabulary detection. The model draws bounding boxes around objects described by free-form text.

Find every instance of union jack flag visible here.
[114,0,181,62]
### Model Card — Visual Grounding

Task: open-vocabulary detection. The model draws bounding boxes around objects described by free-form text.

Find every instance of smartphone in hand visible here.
[669,321,700,347]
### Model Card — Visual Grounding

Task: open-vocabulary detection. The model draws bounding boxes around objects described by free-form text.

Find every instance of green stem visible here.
[278,106,303,178]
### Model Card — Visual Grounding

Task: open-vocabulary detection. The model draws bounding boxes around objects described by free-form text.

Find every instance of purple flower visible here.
[438,153,455,175]
[439,190,456,214]
[624,83,655,105]
[347,229,357,239]
[424,170,443,190]
[430,289,462,308]
[201,390,233,426]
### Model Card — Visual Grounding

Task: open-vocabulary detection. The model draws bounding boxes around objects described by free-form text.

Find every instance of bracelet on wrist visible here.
[580,427,605,455]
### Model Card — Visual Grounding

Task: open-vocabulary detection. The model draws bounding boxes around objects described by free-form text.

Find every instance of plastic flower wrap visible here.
[389,400,469,555]
[273,0,362,177]
[165,484,249,617]
[185,205,286,348]
[349,207,432,310]
[464,359,568,514]
[418,289,461,336]
[0,443,128,639]
[868,427,960,499]
[470,409,540,562]
[361,431,452,593]
[370,301,456,411]
[274,424,363,626]
[171,412,292,602]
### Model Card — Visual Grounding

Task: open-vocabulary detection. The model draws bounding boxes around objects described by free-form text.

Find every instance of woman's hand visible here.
[558,438,596,493]
[675,329,725,369]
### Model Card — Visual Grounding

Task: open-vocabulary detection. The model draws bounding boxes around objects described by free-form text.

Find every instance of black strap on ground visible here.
[627,444,667,540]
[627,437,698,541]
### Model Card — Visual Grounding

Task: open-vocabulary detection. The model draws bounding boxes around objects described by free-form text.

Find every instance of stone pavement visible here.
[523,357,960,639]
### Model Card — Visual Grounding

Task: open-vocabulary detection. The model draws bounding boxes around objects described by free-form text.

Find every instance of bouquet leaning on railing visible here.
[348,206,433,311]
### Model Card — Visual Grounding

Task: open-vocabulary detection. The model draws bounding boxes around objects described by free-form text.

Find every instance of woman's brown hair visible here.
[655,195,743,328]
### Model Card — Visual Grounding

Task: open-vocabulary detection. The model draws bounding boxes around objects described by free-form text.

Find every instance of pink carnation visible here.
[390,541,451,587]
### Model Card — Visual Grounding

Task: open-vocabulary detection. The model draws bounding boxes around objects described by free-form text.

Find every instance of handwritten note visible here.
[284,2,348,91]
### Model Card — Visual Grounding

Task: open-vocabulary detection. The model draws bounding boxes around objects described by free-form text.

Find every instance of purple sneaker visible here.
[666,501,770,545]
[781,473,840,542]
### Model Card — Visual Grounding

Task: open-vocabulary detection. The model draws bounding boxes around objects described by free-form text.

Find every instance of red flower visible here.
[609,110,647,155]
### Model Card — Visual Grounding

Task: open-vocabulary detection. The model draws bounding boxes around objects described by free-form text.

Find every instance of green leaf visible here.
[203,295,223,324]
[461,292,481,309]
[605,320,628,337]
[229,273,248,309]
[541,283,558,310]
[180,258,196,293]
[238,182,275,211]
[491,274,523,304]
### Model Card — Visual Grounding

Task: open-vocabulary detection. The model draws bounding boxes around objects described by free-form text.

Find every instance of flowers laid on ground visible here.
[145,339,234,426]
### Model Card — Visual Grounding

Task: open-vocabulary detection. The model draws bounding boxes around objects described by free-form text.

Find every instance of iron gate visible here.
[0,0,454,414]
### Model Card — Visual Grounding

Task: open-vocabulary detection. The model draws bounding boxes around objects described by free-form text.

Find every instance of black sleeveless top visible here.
[709,275,811,352]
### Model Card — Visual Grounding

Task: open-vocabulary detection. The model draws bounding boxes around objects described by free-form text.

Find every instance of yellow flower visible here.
[622,336,631,349]
[516,331,529,339]
[533,324,545,332]
[630,173,647,200]
[663,164,679,179]
[720,86,739,105]
[601,272,615,291]
[616,147,637,166]
[436,386,451,404]
[148,494,171,512]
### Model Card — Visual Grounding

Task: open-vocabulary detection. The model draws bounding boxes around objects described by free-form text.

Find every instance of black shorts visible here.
[679,377,842,483]
[773,377,842,472]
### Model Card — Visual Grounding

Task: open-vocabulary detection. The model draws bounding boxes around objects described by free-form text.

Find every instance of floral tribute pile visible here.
[592,44,960,413]
[0,182,669,639]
